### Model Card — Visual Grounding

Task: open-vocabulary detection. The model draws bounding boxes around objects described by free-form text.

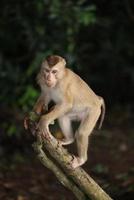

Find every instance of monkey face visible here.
[44,67,58,88]
[38,55,66,88]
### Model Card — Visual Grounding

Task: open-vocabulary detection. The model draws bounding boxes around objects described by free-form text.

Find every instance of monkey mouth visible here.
[46,81,55,88]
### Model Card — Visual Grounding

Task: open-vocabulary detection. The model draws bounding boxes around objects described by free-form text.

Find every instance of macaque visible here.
[24,55,105,169]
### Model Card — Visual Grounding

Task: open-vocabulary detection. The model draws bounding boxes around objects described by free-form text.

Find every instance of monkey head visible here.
[38,55,66,88]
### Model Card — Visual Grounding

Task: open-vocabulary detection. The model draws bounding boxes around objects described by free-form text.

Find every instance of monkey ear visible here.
[62,57,66,66]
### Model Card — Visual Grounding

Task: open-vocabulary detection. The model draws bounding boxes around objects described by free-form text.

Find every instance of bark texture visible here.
[28,111,113,200]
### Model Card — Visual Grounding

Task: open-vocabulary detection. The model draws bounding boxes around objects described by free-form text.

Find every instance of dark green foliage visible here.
[0,0,96,110]
[0,0,134,111]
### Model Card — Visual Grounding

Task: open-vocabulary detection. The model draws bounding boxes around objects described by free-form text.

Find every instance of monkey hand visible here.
[24,111,40,130]
[37,116,52,139]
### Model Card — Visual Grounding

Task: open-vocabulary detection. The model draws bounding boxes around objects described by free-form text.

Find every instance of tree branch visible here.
[28,112,113,200]
[32,135,87,200]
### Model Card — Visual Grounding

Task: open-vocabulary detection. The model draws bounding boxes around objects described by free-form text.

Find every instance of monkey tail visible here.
[98,97,105,130]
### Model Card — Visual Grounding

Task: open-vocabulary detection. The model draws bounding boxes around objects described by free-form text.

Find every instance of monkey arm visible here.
[24,95,46,130]
[33,95,46,115]
[40,89,73,124]
[37,101,73,136]
[43,102,72,124]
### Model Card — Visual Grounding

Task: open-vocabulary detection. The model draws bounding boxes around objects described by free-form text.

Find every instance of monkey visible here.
[24,55,105,169]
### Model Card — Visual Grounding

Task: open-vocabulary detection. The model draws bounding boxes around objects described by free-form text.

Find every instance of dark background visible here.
[0,0,134,200]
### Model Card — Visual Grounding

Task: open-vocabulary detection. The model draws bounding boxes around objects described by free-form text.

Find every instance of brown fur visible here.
[44,55,63,68]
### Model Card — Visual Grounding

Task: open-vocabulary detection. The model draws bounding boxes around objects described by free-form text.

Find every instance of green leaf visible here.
[7,124,17,136]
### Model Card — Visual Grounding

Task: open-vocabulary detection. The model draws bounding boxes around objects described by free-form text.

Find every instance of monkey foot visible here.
[59,138,74,146]
[70,156,85,169]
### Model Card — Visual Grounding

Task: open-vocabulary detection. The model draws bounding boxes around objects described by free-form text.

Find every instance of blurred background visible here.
[0,0,134,200]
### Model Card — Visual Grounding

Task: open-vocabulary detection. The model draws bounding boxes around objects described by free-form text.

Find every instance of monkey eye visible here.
[52,70,57,74]
[45,68,50,73]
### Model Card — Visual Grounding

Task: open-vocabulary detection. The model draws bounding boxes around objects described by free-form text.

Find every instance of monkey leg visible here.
[71,107,101,168]
[58,116,74,145]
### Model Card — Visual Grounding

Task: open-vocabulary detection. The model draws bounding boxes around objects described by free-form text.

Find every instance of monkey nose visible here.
[47,75,51,81]
[47,78,51,82]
